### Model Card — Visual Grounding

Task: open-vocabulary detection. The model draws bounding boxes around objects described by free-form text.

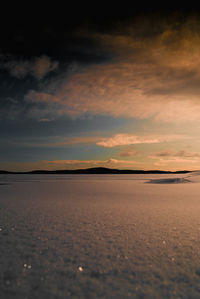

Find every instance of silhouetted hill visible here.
[0,170,12,174]
[0,167,191,175]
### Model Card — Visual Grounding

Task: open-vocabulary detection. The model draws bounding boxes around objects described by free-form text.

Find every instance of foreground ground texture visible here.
[0,173,200,298]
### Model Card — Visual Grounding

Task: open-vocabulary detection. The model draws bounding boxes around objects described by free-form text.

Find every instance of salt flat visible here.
[0,173,200,298]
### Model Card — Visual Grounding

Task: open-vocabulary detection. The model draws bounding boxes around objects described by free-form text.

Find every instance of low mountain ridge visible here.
[0,167,191,175]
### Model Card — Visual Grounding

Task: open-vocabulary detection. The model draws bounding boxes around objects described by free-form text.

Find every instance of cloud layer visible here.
[23,15,200,122]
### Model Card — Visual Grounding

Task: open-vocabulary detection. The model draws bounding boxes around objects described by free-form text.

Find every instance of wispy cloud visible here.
[32,56,58,79]
[118,147,142,157]
[96,134,161,147]
[0,55,58,79]
[151,149,200,158]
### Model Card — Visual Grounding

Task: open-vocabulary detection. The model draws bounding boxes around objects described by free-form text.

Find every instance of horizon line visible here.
[0,167,193,174]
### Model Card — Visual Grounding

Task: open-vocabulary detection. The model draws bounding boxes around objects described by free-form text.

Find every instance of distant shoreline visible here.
[0,167,192,175]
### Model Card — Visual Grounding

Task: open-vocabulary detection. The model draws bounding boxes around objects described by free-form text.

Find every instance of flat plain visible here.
[0,173,200,298]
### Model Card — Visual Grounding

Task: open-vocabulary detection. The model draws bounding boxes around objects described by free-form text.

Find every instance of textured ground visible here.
[0,173,200,298]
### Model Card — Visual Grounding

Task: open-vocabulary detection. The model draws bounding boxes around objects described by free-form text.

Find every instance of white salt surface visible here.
[0,173,200,298]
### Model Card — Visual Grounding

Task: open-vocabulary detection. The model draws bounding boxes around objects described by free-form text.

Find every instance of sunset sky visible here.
[2,8,200,171]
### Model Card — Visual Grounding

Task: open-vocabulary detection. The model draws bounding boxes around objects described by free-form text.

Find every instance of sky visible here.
[2,7,200,171]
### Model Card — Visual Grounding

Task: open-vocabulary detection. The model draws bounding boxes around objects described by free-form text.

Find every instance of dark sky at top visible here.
[1,5,199,57]
[1,4,200,64]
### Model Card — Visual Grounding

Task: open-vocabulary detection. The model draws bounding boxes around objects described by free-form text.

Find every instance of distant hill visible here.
[0,167,191,175]
[0,170,13,174]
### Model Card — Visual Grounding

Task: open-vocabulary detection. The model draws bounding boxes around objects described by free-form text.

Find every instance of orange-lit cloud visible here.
[24,16,200,122]
[96,134,161,147]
